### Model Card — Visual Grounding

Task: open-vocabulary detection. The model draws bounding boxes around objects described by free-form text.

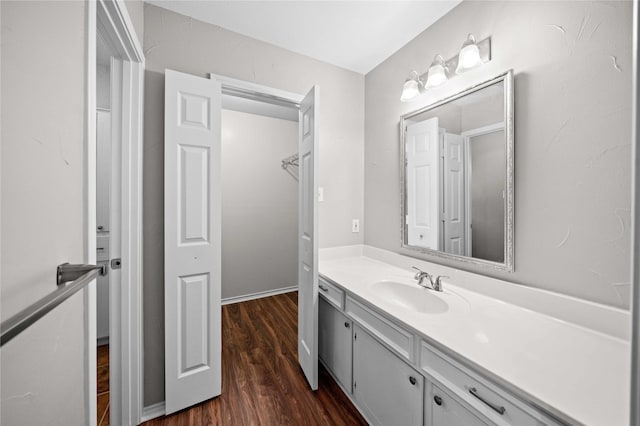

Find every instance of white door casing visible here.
[461,122,505,256]
[298,85,320,390]
[406,118,441,250]
[443,132,466,255]
[164,69,222,414]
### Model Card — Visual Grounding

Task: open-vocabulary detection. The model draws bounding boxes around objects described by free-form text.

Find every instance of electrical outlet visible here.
[352,219,360,233]
[318,187,324,202]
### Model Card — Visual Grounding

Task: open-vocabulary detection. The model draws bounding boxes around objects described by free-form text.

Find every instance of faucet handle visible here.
[412,266,426,279]
[433,275,449,291]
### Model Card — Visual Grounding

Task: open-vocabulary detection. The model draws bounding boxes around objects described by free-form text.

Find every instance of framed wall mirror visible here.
[400,70,514,272]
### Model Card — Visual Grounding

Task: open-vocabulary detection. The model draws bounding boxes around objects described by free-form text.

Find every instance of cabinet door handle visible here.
[409,376,417,385]
[433,395,443,406]
[469,387,506,415]
[319,284,329,292]
[344,322,350,328]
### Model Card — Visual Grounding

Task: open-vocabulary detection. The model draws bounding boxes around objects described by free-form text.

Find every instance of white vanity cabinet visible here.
[352,324,424,426]
[317,275,561,426]
[318,297,352,392]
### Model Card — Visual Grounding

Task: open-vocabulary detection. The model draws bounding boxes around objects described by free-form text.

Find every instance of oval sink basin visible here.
[370,280,449,314]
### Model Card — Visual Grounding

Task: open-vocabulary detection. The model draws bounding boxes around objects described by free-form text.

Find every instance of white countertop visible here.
[319,249,630,426]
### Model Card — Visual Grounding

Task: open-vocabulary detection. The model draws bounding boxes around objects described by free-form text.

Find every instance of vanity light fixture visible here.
[455,34,483,74]
[400,70,423,102]
[400,33,491,102]
[425,55,448,88]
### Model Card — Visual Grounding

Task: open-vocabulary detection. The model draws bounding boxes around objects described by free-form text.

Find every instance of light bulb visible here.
[455,34,483,74]
[400,71,422,102]
[425,55,448,88]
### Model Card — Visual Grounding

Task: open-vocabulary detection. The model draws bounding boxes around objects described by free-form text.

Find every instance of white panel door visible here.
[443,132,466,255]
[164,69,222,414]
[406,118,441,249]
[298,85,319,390]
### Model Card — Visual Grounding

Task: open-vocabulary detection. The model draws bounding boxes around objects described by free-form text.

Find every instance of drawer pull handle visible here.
[433,395,443,406]
[344,322,350,328]
[319,284,329,292]
[409,376,417,385]
[469,387,506,415]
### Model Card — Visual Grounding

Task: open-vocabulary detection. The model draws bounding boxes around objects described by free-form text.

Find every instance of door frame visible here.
[86,1,145,425]
[460,121,505,257]
[209,73,304,107]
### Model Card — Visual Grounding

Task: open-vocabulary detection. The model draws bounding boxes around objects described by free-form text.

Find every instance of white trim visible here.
[85,2,98,425]
[221,286,299,306]
[209,73,304,104]
[630,0,640,423]
[88,1,145,425]
[140,402,166,423]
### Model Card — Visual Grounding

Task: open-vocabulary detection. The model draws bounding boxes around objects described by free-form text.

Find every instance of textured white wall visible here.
[221,109,298,300]
[1,1,87,424]
[142,3,365,405]
[364,1,632,308]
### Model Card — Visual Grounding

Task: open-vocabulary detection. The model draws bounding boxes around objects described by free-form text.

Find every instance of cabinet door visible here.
[353,325,423,426]
[428,383,488,426]
[319,297,352,392]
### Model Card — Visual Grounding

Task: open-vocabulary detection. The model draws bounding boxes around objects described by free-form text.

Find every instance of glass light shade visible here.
[400,71,422,102]
[425,55,448,88]
[455,34,483,74]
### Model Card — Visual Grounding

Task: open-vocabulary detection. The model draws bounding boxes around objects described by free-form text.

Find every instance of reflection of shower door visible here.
[406,118,440,250]
[442,132,466,255]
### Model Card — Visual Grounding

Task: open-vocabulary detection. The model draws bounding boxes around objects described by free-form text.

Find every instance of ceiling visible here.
[146,1,462,74]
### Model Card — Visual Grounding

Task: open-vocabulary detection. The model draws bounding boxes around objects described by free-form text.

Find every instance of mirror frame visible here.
[400,70,514,272]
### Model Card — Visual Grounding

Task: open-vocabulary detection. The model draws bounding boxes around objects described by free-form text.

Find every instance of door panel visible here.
[319,297,352,392]
[164,69,222,414]
[443,132,466,255]
[353,325,423,426]
[406,118,440,249]
[298,86,319,390]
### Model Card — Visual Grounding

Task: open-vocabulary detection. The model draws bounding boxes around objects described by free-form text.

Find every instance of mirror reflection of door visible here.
[464,125,506,263]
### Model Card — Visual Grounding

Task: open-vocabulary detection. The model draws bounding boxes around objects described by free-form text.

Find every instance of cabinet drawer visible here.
[346,296,414,362]
[428,382,489,426]
[319,277,344,310]
[421,343,557,426]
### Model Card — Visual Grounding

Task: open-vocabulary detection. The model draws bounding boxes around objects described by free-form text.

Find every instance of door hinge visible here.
[111,258,122,270]
[354,332,357,340]
[354,381,357,389]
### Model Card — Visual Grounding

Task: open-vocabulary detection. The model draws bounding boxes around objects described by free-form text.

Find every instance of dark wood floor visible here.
[97,344,110,425]
[143,292,366,425]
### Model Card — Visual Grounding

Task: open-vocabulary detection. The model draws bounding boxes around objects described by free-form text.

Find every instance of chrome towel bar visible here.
[1,263,106,347]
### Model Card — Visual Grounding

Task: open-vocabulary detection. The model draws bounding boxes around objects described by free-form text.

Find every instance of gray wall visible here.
[364,1,633,309]
[221,109,298,300]
[142,3,365,405]
[124,0,144,50]
[1,2,87,424]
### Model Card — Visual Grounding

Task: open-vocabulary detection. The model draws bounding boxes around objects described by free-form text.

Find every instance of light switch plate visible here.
[318,187,324,202]
[352,219,360,233]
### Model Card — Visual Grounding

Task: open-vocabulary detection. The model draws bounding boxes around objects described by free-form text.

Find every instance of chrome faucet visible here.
[412,266,432,288]
[412,267,448,292]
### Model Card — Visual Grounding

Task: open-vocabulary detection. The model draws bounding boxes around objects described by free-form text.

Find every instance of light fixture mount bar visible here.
[418,37,491,82]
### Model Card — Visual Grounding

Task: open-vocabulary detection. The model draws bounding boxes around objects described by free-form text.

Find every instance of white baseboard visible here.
[221,285,298,306]
[140,401,165,423]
